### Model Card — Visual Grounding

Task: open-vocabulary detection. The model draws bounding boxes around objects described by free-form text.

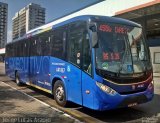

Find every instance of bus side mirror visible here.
[89,23,98,48]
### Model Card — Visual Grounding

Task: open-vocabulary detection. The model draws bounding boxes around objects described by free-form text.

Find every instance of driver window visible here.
[82,33,92,75]
[68,21,85,67]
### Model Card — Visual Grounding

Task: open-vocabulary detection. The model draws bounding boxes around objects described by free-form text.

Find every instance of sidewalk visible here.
[0,81,79,123]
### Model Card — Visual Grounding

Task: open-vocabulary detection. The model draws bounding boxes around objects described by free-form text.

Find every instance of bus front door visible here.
[66,22,87,105]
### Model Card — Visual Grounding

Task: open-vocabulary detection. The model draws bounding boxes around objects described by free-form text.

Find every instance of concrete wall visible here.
[101,0,154,16]
[149,47,160,75]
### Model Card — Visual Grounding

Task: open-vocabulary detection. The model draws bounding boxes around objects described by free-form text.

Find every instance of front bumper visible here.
[94,84,154,111]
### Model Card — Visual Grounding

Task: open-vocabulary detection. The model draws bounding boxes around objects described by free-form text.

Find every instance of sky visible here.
[0,0,100,42]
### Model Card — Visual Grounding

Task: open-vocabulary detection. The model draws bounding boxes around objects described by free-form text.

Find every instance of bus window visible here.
[23,40,29,57]
[30,37,37,56]
[39,32,51,56]
[82,33,92,75]
[68,21,86,67]
[10,44,14,57]
[52,27,66,59]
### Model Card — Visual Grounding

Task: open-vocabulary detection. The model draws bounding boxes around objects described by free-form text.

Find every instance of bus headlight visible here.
[148,80,154,90]
[96,82,116,95]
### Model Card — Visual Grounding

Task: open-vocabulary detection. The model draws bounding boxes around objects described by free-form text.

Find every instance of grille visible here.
[119,88,147,95]
[97,69,152,84]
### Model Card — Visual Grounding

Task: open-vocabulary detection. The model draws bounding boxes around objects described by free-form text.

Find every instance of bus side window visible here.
[24,40,28,57]
[12,43,15,57]
[21,42,24,56]
[51,27,66,60]
[83,33,92,75]
[7,44,11,57]
[68,22,85,67]
[37,35,42,56]
[40,32,51,56]
[10,44,14,57]
[30,37,37,56]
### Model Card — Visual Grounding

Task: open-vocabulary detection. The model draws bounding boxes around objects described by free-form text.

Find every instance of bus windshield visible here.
[95,22,151,75]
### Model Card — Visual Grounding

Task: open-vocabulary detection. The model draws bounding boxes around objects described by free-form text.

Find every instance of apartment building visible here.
[12,3,45,40]
[0,2,8,48]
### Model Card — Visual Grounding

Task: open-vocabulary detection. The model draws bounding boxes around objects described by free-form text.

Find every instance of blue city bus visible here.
[5,15,154,111]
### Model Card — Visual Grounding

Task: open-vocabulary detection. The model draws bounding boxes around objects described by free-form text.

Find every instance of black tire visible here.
[53,80,67,107]
[15,71,22,86]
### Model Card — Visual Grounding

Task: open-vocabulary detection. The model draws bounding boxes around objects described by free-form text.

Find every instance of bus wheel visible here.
[54,80,67,107]
[15,71,21,86]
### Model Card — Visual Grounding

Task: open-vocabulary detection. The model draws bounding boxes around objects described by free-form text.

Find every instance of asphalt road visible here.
[0,63,160,123]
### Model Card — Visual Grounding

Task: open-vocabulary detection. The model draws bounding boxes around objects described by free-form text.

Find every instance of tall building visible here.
[12,3,45,40]
[0,2,8,48]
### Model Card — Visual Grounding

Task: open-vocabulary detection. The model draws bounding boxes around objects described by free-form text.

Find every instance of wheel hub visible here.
[56,86,64,101]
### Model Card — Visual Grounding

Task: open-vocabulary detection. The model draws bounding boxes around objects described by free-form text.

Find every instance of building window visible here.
[154,52,160,64]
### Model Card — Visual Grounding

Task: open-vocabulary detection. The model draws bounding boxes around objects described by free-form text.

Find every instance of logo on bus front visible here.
[132,85,136,90]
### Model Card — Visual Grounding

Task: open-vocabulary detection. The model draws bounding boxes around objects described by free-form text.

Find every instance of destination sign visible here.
[99,24,130,34]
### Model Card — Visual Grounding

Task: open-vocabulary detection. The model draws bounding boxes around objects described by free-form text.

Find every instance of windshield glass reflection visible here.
[95,22,151,74]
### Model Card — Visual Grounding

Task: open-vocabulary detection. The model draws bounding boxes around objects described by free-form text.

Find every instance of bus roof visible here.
[11,15,141,43]
[27,15,141,35]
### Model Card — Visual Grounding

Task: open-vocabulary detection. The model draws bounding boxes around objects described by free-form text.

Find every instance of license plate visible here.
[128,102,137,107]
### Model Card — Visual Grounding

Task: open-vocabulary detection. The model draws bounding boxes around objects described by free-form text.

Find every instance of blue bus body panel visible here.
[93,85,154,111]
[5,56,84,105]
[5,56,51,87]
[5,57,30,82]
[50,57,83,105]
[82,71,95,109]
[5,56,153,110]
[92,74,153,110]
[29,56,51,90]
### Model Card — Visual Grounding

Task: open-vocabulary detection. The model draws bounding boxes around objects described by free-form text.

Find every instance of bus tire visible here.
[53,80,67,107]
[15,71,22,86]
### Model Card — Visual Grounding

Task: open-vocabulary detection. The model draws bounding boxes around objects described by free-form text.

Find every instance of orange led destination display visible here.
[99,24,130,34]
